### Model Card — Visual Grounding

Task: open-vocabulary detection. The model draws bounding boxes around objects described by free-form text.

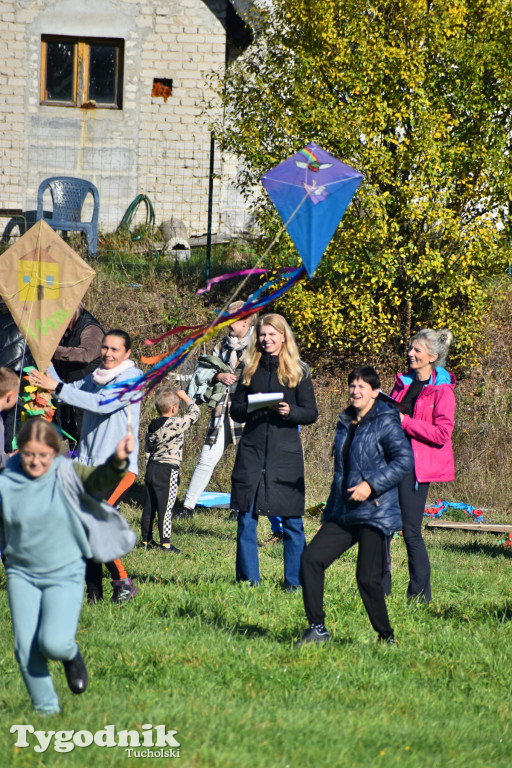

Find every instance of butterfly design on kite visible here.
[303,180,328,204]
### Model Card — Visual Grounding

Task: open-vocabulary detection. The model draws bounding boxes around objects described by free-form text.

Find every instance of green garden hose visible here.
[118,194,156,240]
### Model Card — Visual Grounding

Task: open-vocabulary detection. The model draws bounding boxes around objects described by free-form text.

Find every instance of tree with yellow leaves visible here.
[212,0,512,363]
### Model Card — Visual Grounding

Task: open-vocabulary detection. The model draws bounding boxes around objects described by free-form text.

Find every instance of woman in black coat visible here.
[230,313,318,589]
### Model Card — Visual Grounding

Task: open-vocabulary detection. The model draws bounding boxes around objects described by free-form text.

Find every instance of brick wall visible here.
[0,0,247,239]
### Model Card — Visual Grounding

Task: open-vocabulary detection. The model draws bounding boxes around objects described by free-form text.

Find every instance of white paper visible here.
[247,392,284,413]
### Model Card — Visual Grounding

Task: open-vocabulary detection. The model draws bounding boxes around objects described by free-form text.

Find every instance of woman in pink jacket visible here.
[389,328,456,602]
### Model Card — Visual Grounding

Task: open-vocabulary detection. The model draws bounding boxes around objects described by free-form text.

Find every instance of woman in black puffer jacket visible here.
[297,366,413,646]
[0,300,35,452]
[230,313,318,590]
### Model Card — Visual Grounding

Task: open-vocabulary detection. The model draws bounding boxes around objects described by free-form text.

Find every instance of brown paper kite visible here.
[0,220,96,372]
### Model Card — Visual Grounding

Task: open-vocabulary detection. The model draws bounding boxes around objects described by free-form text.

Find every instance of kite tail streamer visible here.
[197,268,269,295]
[102,265,307,404]
[103,189,313,405]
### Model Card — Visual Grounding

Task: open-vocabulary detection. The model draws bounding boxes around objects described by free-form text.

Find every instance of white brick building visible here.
[0,0,252,240]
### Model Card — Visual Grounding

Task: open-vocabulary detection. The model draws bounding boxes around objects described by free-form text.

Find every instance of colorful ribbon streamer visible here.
[102,265,307,404]
[196,268,269,295]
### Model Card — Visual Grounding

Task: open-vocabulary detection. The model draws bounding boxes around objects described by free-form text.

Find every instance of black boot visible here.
[63,648,88,694]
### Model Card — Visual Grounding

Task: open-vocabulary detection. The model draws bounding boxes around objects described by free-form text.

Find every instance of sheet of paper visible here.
[247,392,284,413]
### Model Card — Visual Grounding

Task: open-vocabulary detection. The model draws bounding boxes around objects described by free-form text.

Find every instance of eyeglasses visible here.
[20,451,55,462]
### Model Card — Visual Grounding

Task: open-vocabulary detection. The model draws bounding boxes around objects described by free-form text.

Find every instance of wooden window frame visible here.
[40,35,123,109]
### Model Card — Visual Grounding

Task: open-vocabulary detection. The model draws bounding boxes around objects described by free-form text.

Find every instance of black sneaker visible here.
[160,544,182,554]
[377,635,399,646]
[263,531,283,545]
[141,540,158,550]
[111,578,139,604]
[63,648,88,694]
[294,626,330,646]
[175,506,194,520]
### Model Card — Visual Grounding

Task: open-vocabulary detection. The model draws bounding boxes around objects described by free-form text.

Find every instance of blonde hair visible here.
[154,387,180,415]
[410,328,454,369]
[17,418,61,454]
[243,313,307,388]
[0,367,20,397]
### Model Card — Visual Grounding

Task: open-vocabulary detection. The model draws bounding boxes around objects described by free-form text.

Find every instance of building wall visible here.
[0,0,236,238]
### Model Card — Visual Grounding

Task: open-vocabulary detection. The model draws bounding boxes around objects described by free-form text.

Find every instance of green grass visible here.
[2,239,512,765]
[1,508,511,767]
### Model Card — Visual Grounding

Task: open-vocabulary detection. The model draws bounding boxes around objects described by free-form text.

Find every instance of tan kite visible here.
[0,220,95,372]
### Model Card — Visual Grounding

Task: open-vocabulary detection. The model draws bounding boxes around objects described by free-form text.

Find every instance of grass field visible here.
[1,505,511,767]
[1,253,512,766]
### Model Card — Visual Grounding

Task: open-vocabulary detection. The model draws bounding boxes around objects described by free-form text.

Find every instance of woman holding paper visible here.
[230,314,318,589]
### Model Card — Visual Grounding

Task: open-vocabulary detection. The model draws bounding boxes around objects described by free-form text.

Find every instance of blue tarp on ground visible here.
[196,492,231,508]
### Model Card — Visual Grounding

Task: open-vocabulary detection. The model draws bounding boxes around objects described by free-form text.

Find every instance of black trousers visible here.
[398,469,431,602]
[301,521,393,639]
[382,471,430,601]
[85,479,134,601]
[141,462,180,544]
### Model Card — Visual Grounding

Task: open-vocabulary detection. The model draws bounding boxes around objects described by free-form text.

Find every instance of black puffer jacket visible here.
[0,303,35,452]
[322,399,414,536]
[230,354,318,517]
[0,303,35,372]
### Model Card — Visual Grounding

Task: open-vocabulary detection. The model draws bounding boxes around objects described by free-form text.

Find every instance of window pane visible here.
[88,44,118,104]
[45,41,75,102]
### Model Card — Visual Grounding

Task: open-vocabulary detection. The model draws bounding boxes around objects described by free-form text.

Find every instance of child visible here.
[142,388,200,552]
[0,418,136,715]
[0,367,20,469]
[297,366,413,646]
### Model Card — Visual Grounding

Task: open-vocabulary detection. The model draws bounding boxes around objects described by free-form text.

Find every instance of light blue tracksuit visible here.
[0,454,135,714]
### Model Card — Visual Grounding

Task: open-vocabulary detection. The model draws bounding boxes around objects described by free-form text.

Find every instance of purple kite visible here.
[261,142,363,277]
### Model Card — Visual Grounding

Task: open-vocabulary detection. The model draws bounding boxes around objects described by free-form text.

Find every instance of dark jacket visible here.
[53,308,104,383]
[322,399,414,536]
[0,303,35,452]
[230,354,318,517]
[0,303,35,373]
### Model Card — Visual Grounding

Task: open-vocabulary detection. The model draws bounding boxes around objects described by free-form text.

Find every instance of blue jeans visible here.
[269,516,283,534]
[236,508,305,588]
[7,559,85,714]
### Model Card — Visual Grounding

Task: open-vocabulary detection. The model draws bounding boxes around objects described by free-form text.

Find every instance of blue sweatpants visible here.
[6,559,86,714]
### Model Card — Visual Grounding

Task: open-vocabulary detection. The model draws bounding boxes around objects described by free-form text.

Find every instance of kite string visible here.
[101,190,312,405]
[210,190,310,322]
[115,192,312,400]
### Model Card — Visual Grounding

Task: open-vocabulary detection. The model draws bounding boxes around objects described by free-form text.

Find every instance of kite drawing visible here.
[104,142,363,404]
[0,220,96,372]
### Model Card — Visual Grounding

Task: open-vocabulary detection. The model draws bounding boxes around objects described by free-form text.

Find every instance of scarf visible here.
[220,329,252,370]
[91,359,134,387]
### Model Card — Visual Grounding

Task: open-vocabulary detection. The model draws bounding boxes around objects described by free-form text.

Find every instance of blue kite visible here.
[261,142,363,277]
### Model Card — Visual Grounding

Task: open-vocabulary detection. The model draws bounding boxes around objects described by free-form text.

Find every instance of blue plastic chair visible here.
[36,177,100,256]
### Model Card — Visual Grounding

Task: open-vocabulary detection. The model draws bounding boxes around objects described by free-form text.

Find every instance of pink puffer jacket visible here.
[390,367,456,483]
